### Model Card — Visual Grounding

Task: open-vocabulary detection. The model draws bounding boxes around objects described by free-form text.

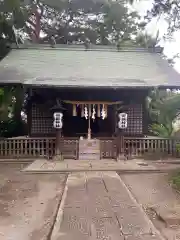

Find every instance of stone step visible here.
[79,151,100,154]
[79,153,100,156]
[79,142,99,144]
[79,145,100,149]
[79,153,100,157]
[79,139,100,143]
[79,143,100,146]
[79,144,100,147]
[79,139,100,160]
[79,152,100,155]
[79,156,100,160]
[79,141,100,146]
[79,148,100,151]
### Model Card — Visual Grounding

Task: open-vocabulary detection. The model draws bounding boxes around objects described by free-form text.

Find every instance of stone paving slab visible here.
[23,159,162,173]
[25,159,46,169]
[125,235,162,240]
[115,209,152,235]
[51,171,163,240]
[120,173,180,240]
[90,216,124,240]
[60,207,91,235]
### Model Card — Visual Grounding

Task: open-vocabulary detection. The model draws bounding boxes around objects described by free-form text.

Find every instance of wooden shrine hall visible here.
[0,44,180,160]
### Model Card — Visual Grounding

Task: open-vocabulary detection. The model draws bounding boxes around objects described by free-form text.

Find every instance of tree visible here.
[0,0,28,59]
[0,87,14,121]
[129,0,180,39]
[0,86,27,137]
[135,30,160,48]
[34,0,142,44]
[147,89,180,137]
[0,0,145,138]
[149,0,180,39]
[0,0,144,46]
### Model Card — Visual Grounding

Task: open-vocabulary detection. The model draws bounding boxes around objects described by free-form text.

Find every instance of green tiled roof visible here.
[0,45,179,88]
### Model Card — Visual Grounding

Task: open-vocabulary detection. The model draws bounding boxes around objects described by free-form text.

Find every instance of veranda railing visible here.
[0,136,179,160]
[99,137,180,159]
[124,137,180,158]
[0,137,79,159]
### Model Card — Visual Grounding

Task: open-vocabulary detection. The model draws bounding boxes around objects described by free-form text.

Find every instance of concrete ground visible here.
[1,162,180,240]
[120,173,180,240]
[51,172,163,240]
[0,163,67,240]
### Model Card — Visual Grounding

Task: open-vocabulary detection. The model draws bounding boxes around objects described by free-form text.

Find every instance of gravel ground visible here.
[0,163,67,240]
[119,172,180,240]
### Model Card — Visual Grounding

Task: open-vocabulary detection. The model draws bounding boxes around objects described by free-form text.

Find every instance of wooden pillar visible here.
[88,115,91,139]
[53,110,64,160]
[55,129,62,155]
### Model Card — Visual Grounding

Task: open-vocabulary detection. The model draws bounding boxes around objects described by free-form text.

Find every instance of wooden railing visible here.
[100,138,117,159]
[0,137,56,159]
[60,138,79,160]
[100,137,180,160]
[0,136,180,160]
[124,137,180,158]
[0,137,79,159]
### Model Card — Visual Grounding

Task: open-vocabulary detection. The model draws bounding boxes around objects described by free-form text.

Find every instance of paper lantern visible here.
[118,112,128,129]
[53,112,63,129]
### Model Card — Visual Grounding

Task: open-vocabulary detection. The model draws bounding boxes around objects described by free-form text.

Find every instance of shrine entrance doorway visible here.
[63,112,112,138]
[63,101,116,138]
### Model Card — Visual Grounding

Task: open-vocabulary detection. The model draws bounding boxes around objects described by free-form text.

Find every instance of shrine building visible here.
[0,44,180,160]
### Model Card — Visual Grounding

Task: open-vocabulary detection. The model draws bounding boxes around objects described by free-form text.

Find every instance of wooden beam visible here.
[63,100,122,105]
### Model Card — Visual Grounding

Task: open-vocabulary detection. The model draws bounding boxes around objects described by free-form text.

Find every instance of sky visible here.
[133,0,180,73]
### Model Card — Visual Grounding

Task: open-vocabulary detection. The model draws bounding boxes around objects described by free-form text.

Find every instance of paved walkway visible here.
[121,173,180,240]
[51,172,163,240]
[23,159,180,173]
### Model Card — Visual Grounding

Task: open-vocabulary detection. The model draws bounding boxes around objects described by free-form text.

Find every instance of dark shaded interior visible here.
[28,87,149,137]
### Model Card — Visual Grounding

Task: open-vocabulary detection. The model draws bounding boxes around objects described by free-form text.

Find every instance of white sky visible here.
[133,0,180,72]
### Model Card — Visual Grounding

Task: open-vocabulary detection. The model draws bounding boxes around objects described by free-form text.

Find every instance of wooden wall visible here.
[122,104,143,135]
[28,87,148,137]
[30,104,55,136]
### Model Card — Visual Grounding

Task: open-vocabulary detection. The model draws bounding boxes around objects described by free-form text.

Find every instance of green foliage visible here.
[38,0,143,44]
[176,143,180,153]
[0,87,14,121]
[0,119,26,137]
[0,0,144,47]
[149,123,172,138]
[0,0,28,59]
[170,172,180,190]
[147,89,180,137]
[0,86,26,137]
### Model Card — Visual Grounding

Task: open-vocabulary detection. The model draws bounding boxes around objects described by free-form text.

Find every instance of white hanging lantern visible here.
[118,112,128,129]
[53,112,63,129]
[84,106,88,119]
[92,104,96,120]
[101,104,107,120]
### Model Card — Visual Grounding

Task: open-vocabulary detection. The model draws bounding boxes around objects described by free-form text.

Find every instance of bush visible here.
[170,172,180,190]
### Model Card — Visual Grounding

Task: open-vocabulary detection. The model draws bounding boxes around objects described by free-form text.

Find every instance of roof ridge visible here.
[11,43,163,53]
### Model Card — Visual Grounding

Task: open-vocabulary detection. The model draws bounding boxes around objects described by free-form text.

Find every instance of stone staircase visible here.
[79,139,100,160]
